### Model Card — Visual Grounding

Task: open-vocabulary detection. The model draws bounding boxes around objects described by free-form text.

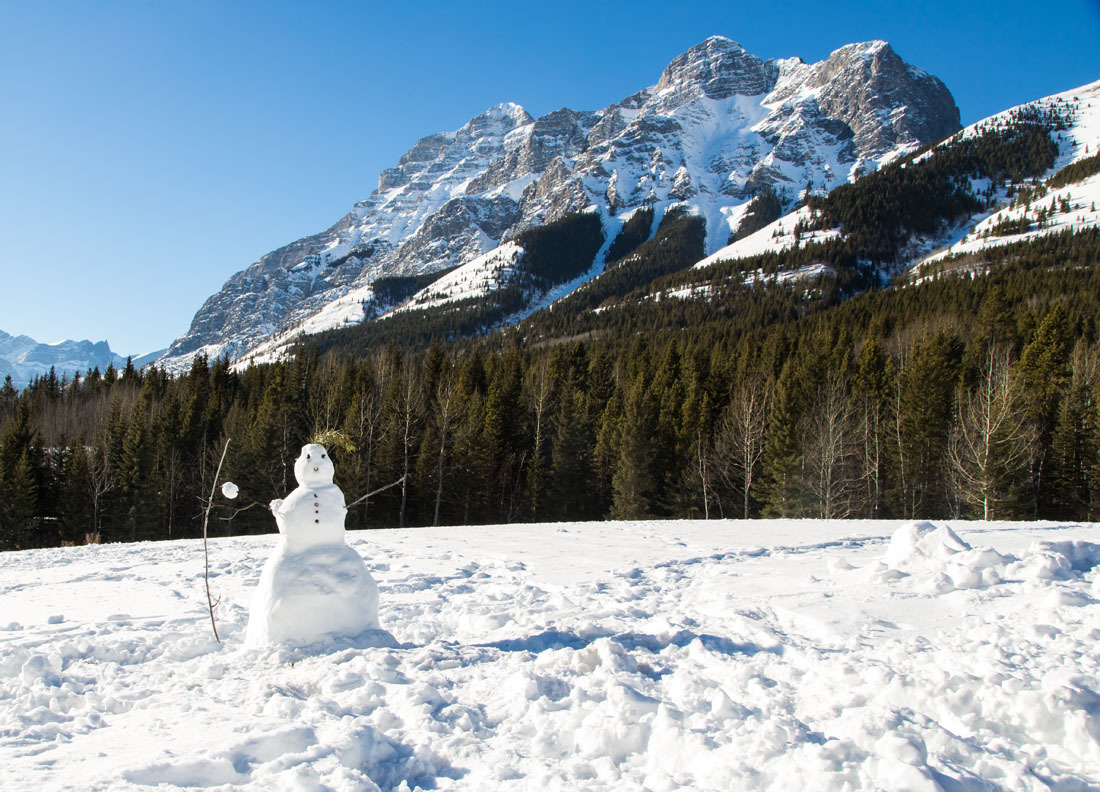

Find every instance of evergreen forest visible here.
[2,110,1099,551]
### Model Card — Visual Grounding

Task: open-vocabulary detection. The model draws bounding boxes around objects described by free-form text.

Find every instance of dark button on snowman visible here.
[245,443,380,646]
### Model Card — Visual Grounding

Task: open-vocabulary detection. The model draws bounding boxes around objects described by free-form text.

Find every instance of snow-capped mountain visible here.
[0,331,129,389]
[693,77,1100,282]
[159,37,959,370]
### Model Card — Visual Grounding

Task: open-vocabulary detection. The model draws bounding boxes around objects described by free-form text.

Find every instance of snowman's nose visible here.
[313,466,319,472]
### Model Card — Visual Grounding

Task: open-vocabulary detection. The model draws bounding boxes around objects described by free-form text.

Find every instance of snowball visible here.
[246,543,380,647]
[21,654,60,687]
[221,481,239,500]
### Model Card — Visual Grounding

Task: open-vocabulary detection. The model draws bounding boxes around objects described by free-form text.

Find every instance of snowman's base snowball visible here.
[245,542,380,648]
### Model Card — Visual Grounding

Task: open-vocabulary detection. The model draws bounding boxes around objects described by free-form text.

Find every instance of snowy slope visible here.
[240,242,529,367]
[916,172,1100,276]
[692,77,1100,283]
[158,37,959,371]
[692,205,841,269]
[4,518,1100,790]
[914,78,1100,273]
[391,241,525,315]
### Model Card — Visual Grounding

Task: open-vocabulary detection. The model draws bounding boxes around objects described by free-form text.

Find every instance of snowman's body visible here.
[245,444,379,647]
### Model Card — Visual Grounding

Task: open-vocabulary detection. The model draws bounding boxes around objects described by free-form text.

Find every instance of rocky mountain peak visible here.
[0,330,127,388]
[456,102,534,142]
[656,36,776,103]
[809,40,961,157]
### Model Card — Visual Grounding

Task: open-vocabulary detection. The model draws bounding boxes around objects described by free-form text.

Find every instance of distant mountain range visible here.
[157,36,962,370]
[0,331,162,388]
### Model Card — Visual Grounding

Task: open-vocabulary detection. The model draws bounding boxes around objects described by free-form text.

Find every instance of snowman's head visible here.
[294,443,335,487]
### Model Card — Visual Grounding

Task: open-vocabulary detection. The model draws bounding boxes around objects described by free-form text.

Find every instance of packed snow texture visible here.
[3,518,1100,791]
[246,445,380,647]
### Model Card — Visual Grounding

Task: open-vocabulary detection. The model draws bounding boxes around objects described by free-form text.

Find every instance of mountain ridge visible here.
[158,36,960,371]
[0,331,136,389]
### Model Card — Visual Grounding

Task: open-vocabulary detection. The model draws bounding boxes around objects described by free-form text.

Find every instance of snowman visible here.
[245,443,380,647]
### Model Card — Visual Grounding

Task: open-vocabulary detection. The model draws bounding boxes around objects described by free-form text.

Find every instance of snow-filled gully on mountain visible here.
[3,518,1100,790]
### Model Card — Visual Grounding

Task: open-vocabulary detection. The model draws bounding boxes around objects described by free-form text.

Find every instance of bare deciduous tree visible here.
[395,359,423,528]
[949,346,1031,519]
[714,377,769,519]
[86,445,117,540]
[802,374,857,519]
[430,358,465,526]
[344,352,392,526]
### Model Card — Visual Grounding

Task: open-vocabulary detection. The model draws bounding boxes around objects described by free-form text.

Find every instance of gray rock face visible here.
[810,42,961,161]
[159,37,961,370]
[655,37,778,107]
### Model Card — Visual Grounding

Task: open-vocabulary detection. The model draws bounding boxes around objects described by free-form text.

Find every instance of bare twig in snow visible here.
[202,438,230,644]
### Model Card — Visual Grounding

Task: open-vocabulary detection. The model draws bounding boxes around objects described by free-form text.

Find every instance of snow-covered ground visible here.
[3,519,1100,791]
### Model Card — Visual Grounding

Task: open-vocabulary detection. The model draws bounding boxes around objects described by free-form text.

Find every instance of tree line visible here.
[1,232,1098,550]
[3,110,1097,551]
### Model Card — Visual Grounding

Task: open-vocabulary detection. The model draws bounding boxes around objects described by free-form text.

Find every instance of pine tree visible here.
[6,450,39,549]
[549,389,595,520]
[479,349,524,522]
[1049,340,1098,518]
[61,438,93,545]
[896,331,960,517]
[592,388,624,517]
[611,372,658,520]
[1016,305,1072,516]
[762,361,806,517]
[120,402,158,541]
[853,337,895,518]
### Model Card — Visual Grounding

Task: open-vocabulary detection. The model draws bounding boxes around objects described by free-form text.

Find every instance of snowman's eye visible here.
[306,454,311,459]
[322,454,327,459]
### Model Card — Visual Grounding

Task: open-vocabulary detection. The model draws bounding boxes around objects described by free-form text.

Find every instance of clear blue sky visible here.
[2,0,1098,356]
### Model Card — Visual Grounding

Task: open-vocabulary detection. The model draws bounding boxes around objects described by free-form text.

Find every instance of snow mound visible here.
[863,522,1100,598]
[1011,539,1100,583]
[879,521,1010,593]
